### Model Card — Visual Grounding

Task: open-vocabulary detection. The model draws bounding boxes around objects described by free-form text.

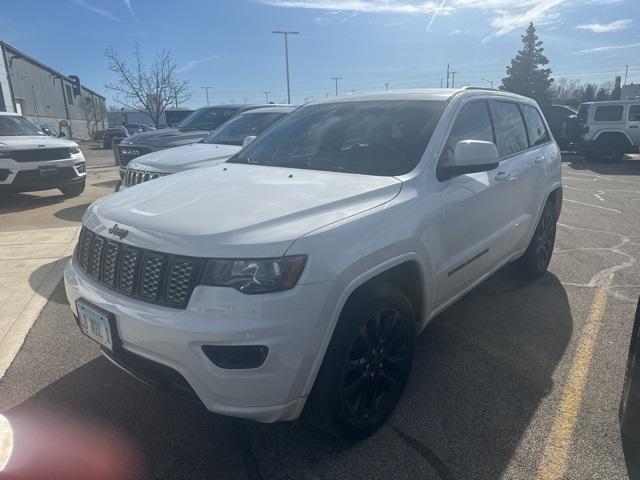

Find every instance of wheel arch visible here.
[299,253,430,398]
[594,130,633,149]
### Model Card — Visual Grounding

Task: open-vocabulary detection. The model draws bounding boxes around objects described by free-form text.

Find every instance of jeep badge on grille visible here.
[108,224,129,240]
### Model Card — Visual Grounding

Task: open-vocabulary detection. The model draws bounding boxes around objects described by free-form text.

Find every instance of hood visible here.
[85,164,402,258]
[128,143,242,173]
[0,135,76,149]
[120,128,210,149]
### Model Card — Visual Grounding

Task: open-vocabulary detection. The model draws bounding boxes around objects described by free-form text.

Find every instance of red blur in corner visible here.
[0,412,144,480]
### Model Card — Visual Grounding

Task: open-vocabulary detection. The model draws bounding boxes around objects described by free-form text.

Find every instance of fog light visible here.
[202,345,268,369]
[75,162,86,174]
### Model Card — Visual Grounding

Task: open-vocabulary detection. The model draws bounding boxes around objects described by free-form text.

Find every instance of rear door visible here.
[489,100,538,256]
[626,104,640,147]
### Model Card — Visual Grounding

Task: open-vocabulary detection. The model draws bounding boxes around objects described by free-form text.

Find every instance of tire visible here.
[594,138,624,163]
[304,282,416,440]
[59,179,85,198]
[514,200,557,279]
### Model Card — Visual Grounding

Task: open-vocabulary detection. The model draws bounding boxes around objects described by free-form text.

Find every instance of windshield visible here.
[176,107,239,130]
[202,111,287,146]
[0,116,46,136]
[228,100,446,176]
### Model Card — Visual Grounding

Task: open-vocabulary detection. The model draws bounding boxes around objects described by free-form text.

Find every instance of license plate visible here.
[39,165,58,176]
[76,301,113,350]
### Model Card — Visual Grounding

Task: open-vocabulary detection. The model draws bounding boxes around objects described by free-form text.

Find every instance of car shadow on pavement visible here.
[0,192,67,214]
[92,179,120,189]
[8,268,572,480]
[53,202,92,222]
[564,156,640,176]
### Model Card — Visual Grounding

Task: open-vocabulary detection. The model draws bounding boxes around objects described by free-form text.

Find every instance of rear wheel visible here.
[514,200,557,279]
[595,138,624,163]
[305,283,415,440]
[60,179,85,198]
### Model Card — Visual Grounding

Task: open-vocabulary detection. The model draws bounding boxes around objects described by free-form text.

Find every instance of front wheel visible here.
[595,139,624,163]
[514,201,557,279]
[305,283,415,440]
[59,179,85,198]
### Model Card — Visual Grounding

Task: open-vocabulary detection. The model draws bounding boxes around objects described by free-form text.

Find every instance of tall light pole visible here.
[384,82,389,91]
[481,78,494,88]
[331,76,343,97]
[262,91,271,103]
[202,86,212,106]
[272,30,299,104]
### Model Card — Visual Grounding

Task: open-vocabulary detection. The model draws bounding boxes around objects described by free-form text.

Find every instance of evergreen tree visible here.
[595,87,609,101]
[500,23,553,106]
[611,76,622,100]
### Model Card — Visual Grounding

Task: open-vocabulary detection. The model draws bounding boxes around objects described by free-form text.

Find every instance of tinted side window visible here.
[492,101,529,157]
[628,105,640,121]
[522,105,550,147]
[594,105,623,122]
[440,101,494,167]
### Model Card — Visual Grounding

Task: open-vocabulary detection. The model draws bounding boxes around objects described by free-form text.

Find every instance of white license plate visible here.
[77,301,113,350]
[39,165,58,176]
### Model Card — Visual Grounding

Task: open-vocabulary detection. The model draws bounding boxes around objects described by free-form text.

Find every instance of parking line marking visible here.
[536,274,614,480]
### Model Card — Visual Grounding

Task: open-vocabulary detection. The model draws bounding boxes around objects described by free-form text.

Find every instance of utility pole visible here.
[262,91,271,103]
[384,82,389,91]
[440,78,443,88]
[331,77,343,96]
[481,78,494,88]
[446,64,450,88]
[202,86,212,106]
[451,71,458,88]
[624,65,629,85]
[304,96,313,103]
[272,30,300,104]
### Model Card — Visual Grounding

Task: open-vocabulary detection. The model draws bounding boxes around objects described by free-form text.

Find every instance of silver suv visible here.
[578,100,640,162]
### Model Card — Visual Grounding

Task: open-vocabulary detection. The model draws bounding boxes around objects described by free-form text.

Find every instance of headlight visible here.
[69,146,81,155]
[201,255,307,294]
[0,151,13,158]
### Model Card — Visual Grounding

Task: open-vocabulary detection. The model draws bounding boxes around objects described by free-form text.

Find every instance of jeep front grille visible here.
[117,146,151,167]
[76,227,203,309]
[124,168,167,187]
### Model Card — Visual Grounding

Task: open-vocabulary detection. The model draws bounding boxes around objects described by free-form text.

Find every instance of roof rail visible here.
[460,86,499,91]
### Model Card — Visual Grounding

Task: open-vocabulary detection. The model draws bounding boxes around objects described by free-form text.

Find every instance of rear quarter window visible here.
[594,105,623,122]
[628,105,640,122]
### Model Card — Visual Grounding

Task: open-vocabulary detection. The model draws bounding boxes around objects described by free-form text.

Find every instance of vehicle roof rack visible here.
[459,86,499,91]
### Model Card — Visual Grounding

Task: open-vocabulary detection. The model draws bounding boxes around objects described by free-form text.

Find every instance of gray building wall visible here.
[0,42,106,140]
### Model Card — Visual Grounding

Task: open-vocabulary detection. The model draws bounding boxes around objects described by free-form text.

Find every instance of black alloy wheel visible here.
[341,307,410,423]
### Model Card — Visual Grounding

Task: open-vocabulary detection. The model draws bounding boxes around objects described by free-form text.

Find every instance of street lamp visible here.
[481,78,494,89]
[272,30,299,104]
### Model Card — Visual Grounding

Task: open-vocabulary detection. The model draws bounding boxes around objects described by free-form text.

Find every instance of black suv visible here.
[114,105,275,177]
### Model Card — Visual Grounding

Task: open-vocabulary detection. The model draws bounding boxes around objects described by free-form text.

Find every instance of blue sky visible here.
[3,0,639,107]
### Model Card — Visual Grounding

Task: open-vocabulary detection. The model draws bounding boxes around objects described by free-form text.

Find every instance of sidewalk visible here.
[0,226,80,377]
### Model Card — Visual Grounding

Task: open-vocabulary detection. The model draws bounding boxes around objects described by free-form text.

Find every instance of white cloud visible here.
[576,19,632,33]
[122,0,136,17]
[72,0,120,21]
[578,42,640,53]
[257,0,576,40]
[178,54,228,73]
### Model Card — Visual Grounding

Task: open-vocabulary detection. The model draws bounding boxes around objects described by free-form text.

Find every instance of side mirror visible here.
[438,140,499,180]
[58,132,66,138]
[242,135,257,147]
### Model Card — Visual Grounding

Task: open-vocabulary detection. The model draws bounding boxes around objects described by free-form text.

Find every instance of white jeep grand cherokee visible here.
[64,88,561,439]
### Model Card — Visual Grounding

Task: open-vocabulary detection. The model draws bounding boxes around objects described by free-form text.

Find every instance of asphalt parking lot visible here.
[0,148,639,479]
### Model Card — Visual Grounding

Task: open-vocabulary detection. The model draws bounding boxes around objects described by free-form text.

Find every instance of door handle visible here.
[495,171,511,181]
[534,156,545,164]
[629,125,639,129]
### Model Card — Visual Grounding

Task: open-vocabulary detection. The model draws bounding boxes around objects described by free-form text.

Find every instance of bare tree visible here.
[104,44,191,128]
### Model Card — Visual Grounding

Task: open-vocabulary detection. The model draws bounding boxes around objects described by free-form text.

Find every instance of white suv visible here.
[578,100,640,162]
[0,112,86,197]
[64,89,562,439]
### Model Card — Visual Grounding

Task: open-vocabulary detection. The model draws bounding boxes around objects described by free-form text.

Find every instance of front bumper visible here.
[0,156,86,192]
[64,260,334,422]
